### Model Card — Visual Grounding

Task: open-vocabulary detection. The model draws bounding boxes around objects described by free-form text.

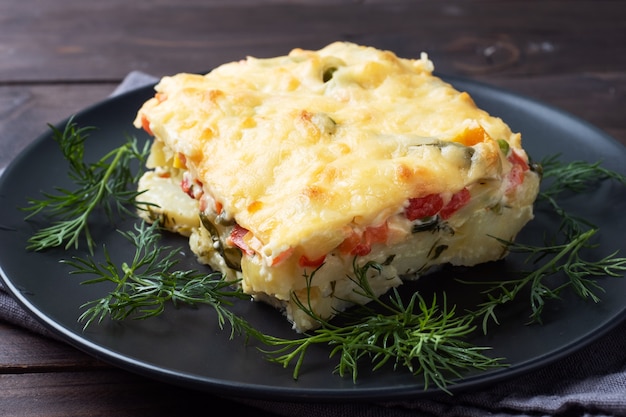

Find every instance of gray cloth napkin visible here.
[1,72,625,417]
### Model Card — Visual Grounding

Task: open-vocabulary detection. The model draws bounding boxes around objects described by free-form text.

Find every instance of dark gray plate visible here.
[1,77,625,401]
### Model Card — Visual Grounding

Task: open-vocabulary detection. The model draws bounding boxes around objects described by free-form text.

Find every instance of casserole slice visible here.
[133,42,541,332]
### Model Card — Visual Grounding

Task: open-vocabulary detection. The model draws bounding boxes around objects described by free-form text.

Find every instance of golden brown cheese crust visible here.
[135,42,528,263]
[133,42,541,331]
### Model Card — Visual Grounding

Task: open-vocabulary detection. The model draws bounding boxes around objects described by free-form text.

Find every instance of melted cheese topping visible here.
[133,42,541,332]
[135,42,527,263]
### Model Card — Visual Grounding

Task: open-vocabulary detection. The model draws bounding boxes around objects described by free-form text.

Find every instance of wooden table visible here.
[1,1,624,415]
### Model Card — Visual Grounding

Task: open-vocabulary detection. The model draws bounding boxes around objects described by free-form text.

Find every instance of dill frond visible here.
[23,118,152,253]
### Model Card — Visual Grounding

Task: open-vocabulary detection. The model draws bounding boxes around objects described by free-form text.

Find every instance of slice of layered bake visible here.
[133,42,541,332]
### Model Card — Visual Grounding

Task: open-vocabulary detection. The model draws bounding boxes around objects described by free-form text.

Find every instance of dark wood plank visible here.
[0,0,624,82]
[0,370,279,417]
[0,322,105,372]
[0,323,277,416]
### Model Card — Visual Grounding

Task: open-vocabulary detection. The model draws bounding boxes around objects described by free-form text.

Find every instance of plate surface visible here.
[1,77,625,401]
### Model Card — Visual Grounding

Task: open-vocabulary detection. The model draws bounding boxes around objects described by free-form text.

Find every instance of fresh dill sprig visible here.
[537,154,626,238]
[540,154,626,198]
[28,127,626,391]
[460,156,626,333]
[23,118,152,253]
[257,260,503,392]
[64,220,255,338]
[72,233,502,391]
[465,228,626,333]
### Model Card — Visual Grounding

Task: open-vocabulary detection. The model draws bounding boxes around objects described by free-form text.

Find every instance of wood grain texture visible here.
[0,371,279,417]
[0,324,277,417]
[1,0,624,81]
[0,322,103,372]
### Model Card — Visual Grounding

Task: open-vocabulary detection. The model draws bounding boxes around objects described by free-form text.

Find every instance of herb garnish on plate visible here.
[22,120,626,392]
